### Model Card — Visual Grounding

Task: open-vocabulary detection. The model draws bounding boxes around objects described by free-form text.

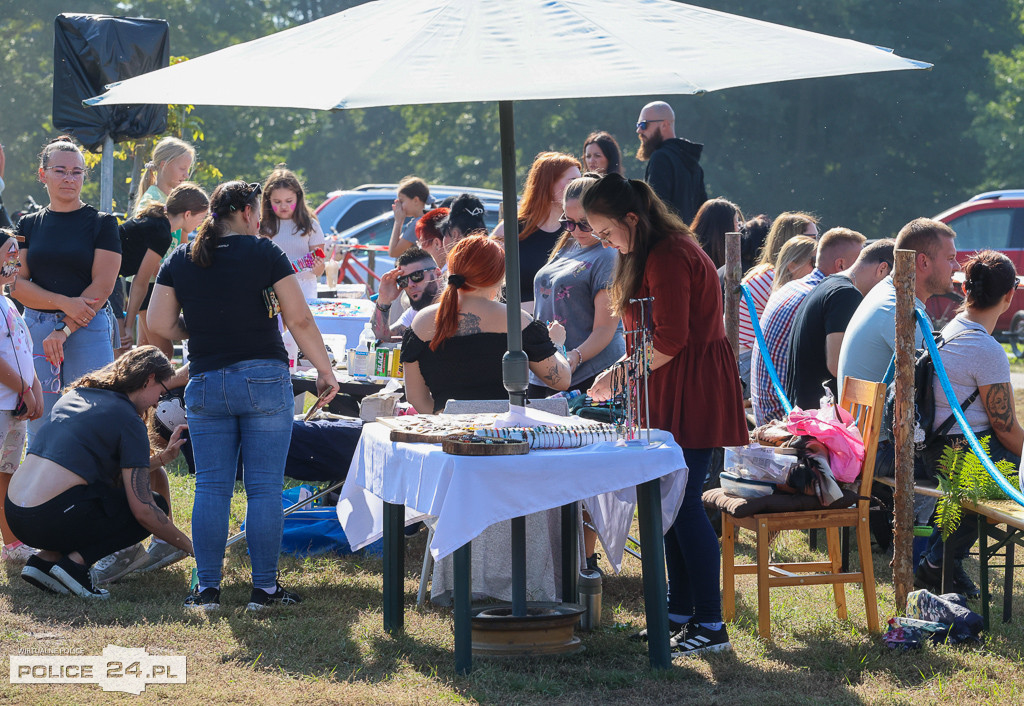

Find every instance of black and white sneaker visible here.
[21,556,69,595]
[671,624,732,657]
[246,584,302,611]
[49,557,110,600]
[631,618,685,642]
[183,586,221,611]
[669,618,700,649]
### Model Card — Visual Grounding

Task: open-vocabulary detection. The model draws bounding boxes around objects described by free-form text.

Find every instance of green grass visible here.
[2,464,1023,704]
[1000,343,1024,372]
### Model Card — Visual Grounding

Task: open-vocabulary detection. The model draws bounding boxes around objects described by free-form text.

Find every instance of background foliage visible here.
[4,0,1024,234]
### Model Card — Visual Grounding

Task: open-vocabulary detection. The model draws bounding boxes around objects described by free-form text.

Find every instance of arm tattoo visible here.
[542,363,562,386]
[457,312,482,335]
[984,382,1015,433]
[128,467,170,525]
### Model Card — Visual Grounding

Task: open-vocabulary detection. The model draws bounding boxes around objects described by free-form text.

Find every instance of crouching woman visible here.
[5,346,193,599]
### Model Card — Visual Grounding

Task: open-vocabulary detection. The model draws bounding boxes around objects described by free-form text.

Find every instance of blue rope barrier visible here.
[881,353,896,386]
[740,283,793,416]
[915,309,1024,508]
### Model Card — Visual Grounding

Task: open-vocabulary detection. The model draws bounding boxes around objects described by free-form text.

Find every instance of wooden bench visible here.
[875,476,1024,628]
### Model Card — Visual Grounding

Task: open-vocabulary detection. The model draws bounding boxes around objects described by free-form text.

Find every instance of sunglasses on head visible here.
[559,216,592,233]
[397,267,437,289]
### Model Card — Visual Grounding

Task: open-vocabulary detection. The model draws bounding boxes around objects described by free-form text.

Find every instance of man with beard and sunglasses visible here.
[371,247,442,343]
[635,101,707,224]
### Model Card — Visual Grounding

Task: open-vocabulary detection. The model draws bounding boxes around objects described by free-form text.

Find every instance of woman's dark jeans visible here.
[665,447,722,623]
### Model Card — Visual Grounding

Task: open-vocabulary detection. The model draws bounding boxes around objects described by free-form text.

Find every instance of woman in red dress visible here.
[585,173,746,656]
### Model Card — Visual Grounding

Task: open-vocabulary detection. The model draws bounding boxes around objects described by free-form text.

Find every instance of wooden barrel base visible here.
[470,603,585,657]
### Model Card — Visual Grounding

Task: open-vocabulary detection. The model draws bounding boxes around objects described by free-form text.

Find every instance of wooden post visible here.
[892,249,916,609]
[724,231,741,359]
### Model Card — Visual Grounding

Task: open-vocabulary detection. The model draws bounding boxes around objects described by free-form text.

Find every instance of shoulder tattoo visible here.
[983,382,1015,433]
[457,312,482,335]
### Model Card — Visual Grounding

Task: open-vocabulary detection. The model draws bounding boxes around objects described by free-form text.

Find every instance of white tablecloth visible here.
[337,423,689,567]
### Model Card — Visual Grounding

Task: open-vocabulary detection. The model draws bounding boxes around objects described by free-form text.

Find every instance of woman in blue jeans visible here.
[13,136,120,437]
[148,180,338,611]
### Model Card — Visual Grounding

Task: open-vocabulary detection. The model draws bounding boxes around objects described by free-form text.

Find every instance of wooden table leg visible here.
[511,515,526,617]
[636,478,671,670]
[454,542,473,675]
[383,501,405,634]
[561,502,578,604]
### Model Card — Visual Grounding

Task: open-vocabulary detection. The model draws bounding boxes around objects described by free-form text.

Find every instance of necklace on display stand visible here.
[613,296,656,448]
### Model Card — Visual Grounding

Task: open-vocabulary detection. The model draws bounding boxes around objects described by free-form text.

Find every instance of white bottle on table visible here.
[355,322,376,379]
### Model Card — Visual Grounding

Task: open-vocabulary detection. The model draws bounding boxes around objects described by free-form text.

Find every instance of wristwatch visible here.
[54,321,70,338]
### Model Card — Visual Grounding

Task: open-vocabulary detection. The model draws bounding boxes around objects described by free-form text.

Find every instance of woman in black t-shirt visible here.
[402,235,569,413]
[13,136,121,436]
[148,180,339,611]
[6,346,193,599]
[119,182,209,357]
[491,152,582,313]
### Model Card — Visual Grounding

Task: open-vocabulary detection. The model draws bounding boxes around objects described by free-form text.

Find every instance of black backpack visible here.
[880,329,978,480]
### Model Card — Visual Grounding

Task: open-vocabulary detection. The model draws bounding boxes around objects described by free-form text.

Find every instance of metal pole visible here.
[724,231,741,358]
[892,248,916,608]
[510,515,526,616]
[498,100,528,408]
[99,136,114,213]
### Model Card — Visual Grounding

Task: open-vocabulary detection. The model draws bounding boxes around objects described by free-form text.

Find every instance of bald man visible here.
[636,101,707,223]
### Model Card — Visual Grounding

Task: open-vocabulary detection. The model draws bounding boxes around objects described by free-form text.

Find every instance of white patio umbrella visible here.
[88,0,930,405]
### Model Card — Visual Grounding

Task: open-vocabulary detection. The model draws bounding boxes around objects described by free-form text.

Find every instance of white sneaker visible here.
[2,543,38,564]
[135,542,187,573]
[90,543,150,585]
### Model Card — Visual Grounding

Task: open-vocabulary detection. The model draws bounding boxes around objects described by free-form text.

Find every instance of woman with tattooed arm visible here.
[5,346,192,599]
[914,250,1023,597]
[401,235,570,414]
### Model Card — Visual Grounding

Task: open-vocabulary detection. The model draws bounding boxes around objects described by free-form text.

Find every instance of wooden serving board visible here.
[375,413,499,444]
[443,434,529,456]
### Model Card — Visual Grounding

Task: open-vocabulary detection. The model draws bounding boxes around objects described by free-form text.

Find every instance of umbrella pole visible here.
[498,100,529,619]
[499,99,528,408]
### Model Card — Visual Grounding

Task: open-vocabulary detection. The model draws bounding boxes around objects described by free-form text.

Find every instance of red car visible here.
[927,190,1024,353]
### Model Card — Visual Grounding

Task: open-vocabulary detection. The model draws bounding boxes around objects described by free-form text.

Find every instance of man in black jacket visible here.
[635,101,707,223]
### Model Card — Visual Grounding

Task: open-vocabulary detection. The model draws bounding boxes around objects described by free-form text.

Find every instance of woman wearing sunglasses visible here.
[530,175,624,398]
[147,180,338,611]
[7,346,192,599]
[13,136,121,438]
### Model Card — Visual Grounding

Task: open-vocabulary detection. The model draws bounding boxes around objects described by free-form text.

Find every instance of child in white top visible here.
[0,229,43,562]
[259,167,325,300]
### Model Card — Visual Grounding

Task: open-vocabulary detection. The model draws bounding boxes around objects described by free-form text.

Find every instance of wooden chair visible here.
[720,376,884,640]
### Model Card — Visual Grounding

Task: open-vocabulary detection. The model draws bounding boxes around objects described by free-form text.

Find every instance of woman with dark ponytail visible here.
[401,235,570,414]
[913,249,1024,598]
[147,180,339,611]
[583,173,746,656]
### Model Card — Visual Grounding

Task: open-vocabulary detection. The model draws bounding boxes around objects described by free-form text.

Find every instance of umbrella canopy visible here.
[87,0,930,111]
[87,0,930,410]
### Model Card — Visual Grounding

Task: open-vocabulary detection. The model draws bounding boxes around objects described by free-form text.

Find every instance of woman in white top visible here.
[259,167,325,300]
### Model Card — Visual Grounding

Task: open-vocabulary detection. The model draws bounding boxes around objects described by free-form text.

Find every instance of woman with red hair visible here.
[493,152,582,314]
[401,235,570,413]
